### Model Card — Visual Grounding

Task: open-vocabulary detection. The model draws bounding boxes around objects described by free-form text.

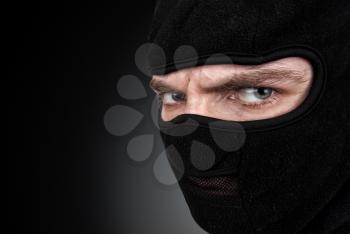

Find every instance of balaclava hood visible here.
[147,1,350,233]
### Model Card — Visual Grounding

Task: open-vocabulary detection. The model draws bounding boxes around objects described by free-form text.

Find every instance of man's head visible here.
[147,0,350,233]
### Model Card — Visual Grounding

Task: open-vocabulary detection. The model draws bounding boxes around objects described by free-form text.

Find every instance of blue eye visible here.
[237,87,273,103]
[162,92,186,104]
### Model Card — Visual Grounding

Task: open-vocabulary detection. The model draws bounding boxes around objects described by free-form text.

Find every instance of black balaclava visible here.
[147,1,350,233]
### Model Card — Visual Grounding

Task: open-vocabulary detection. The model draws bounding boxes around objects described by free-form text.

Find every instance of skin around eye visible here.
[151,57,313,121]
[236,87,274,104]
[159,87,279,113]
[225,87,279,110]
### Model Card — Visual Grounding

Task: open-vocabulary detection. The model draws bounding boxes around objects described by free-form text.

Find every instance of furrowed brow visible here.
[205,69,308,92]
[149,78,182,93]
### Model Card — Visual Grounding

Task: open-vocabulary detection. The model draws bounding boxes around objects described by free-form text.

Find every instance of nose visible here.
[184,97,209,116]
[183,80,211,117]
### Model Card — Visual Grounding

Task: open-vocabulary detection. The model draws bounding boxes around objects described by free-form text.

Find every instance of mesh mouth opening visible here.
[184,175,240,198]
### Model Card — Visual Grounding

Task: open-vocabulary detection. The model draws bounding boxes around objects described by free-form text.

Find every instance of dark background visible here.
[7,2,197,233]
[7,2,350,234]
[8,2,206,234]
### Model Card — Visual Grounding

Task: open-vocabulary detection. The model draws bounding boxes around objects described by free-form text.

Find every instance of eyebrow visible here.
[150,68,308,93]
[150,78,183,93]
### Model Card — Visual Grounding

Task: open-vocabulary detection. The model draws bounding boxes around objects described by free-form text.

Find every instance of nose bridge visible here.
[184,76,209,115]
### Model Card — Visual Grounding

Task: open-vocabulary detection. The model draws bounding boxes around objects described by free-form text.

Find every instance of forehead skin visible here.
[153,57,312,88]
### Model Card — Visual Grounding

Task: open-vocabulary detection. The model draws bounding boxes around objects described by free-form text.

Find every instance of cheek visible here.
[201,95,247,120]
[209,103,247,121]
[237,93,307,120]
[161,104,186,121]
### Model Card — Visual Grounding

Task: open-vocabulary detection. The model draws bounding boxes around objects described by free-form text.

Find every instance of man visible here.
[147,0,349,233]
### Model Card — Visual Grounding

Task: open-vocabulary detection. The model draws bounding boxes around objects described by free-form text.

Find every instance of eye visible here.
[237,87,273,103]
[161,92,186,105]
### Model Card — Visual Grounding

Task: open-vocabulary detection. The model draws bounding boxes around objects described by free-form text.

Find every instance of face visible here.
[150,57,313,122]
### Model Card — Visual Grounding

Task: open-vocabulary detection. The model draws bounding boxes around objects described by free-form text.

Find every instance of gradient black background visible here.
[8,2,350,234]
[5,2,192,233]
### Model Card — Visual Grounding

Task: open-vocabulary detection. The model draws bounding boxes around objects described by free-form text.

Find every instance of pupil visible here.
[256,88,271,98]
[172,92,184,101]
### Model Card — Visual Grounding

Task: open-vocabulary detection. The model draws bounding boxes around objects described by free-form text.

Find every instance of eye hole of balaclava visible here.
[157,47,325,185]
